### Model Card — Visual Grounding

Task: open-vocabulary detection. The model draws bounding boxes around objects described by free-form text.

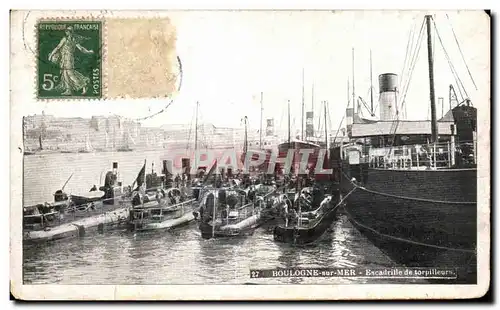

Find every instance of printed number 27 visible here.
[42,74,59,91]
[250,271,259,278]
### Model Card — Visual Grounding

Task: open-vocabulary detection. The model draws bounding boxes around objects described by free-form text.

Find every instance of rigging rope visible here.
[342,205,475,253]
[327,101,333,137]
[185,105,196,151]
[399,18,426,114]
[446,14,478,91]
[329,187,357,214]
[316,104,323,138]
[449,62,466,102]
[316,111,322,139]
[196,108,210,149]
[339,169,476,253]
[431,18,470,100]
[386,17,425,153]
[401,18,422,97]
[400,19,417,90]
[332,114,346,145]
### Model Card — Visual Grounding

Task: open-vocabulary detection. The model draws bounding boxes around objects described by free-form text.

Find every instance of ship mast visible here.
[311,83,315,115]
[324,101,328,148]
[259,92,263,149]
[243,116,248,156]
[352,48,356,115]
[311,83,315,139]
[301,68,305,140]
[194,101,199,152]
[370,50,374,116]
[287,99,291,147]
[425,15,438,143]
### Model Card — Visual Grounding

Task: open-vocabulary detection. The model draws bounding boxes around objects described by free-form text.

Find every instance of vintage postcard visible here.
[10,10,490,300]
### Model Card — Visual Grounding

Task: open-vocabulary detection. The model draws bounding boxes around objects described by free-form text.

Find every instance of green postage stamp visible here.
[37,20,102,99]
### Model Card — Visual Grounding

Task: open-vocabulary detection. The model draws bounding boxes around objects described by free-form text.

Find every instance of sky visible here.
[14,10,489,136]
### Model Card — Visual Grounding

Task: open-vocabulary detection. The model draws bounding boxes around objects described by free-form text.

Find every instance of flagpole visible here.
[259,92,263,150]
[143,159,147,192]
[141,159,147,208]
[212,192,216,239]
[301,68,305,141]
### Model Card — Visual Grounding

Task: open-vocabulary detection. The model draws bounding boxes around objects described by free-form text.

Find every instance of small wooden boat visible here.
[273,185,341,245]
[77,134,94,153]
[117,147,133,152]
[197,184,278,239]
[128,188,197,231]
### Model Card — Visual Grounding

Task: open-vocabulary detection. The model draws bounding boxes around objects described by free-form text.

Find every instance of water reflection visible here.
[23,215,403,285]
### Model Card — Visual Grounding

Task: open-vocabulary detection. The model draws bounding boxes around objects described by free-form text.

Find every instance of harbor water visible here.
[22,151,423,285]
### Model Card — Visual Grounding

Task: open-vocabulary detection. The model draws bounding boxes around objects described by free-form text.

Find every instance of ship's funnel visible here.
[163,159,173,177]
[378,73,398,121]
[112,162,118,175]
[181,158,191,179]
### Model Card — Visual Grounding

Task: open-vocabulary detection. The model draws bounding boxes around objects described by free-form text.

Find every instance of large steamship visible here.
[341,15,477,283]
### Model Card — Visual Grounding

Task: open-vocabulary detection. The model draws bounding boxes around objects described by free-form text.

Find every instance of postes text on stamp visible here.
[37,20,102,99]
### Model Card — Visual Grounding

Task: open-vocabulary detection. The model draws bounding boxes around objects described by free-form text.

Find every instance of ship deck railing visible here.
[215,188,278,225]
[23,182,193,231]
[131,198,197,224]
[282,195,332,229]
[23,195,130,231]
[362,140,477,170]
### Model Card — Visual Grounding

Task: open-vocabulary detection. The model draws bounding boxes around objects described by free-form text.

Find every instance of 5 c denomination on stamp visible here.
[37,20,102,99]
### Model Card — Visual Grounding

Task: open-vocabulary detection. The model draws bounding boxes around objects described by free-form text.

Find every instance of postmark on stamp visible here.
[37,20,102,99]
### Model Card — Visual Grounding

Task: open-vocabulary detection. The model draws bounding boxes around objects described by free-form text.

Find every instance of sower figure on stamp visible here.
[48,26,94,95]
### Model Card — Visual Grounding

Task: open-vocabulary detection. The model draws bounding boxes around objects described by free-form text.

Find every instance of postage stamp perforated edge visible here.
[34,15,106,101]
[34,14,180,101]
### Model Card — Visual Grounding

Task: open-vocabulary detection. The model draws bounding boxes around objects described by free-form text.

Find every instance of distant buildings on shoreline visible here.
[22,113,283,153]
[23,113,348,153]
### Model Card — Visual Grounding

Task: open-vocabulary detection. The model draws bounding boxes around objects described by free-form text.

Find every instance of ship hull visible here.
[273,201,337,245]
[131,212,196,232]
[199,214,260,239]
[341,166,477,283]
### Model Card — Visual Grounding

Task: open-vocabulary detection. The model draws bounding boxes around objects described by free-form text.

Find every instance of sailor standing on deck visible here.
[139,183,150,203]
[175,174,181,187]
[155,189,164,204]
